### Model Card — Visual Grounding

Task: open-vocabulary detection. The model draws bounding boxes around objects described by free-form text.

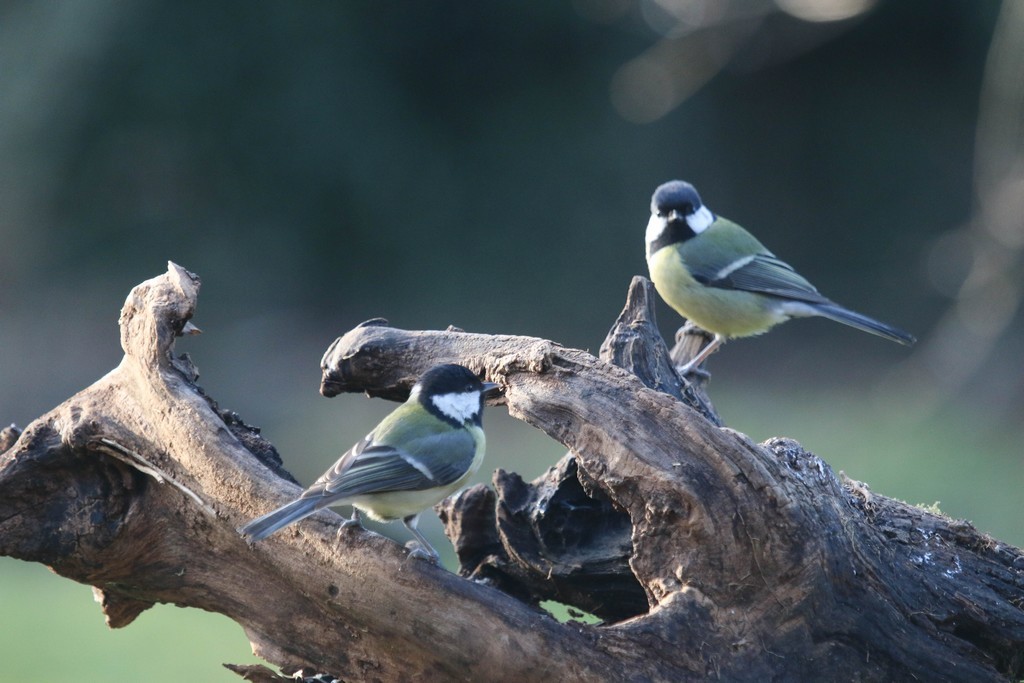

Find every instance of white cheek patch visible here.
[645,214,667,246]
[686,205,715,234]
[431,391,481,423]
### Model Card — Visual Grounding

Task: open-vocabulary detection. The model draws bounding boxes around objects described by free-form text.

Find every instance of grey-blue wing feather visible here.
[698,253,916,345]
[702,253,832,304]
[307,430,476,501]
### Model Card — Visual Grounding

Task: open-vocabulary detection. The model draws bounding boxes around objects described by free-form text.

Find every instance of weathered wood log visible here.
[1,263,1022,681]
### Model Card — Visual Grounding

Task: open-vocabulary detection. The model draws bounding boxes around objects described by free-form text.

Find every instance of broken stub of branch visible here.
[2,264,1023,682]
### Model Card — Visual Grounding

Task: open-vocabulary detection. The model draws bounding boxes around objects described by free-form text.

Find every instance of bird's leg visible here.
[335,508,364,543]
[402,514,440,564]
[678,333,725,376]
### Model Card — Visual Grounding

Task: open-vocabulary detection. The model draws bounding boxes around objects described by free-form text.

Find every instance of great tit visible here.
[645,180,916,373]
[239,363,498,562]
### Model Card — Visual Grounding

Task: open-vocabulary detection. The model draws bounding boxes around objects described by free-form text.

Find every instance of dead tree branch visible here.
[1,264,1022,681]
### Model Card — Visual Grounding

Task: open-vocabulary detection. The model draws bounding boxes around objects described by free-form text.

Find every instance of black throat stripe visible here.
[648,219,692,257]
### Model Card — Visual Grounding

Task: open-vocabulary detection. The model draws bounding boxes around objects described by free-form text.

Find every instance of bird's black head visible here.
[646,180,716,256]
[416,363,485,397]
[651,180,703,219]
[413,363,491,427]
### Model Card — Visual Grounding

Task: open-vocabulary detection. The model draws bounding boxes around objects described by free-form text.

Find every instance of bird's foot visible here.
[675,332,723,380]
[404,540,440,564]
[678,363,711,382]
[335,512,364,543]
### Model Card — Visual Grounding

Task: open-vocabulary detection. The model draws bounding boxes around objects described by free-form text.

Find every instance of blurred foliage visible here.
[1,1,1021,680]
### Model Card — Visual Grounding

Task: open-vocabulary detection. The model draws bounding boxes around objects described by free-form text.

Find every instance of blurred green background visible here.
[2,0,1022,680]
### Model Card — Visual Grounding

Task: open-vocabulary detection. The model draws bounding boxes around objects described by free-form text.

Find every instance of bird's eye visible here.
[659,204,691,219]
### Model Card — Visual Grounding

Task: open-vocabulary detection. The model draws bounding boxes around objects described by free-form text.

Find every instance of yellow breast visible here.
[647,247,786,338]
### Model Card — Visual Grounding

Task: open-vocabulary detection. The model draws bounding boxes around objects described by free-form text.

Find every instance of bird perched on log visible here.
[644,180,915,374]
[240,363,498,562]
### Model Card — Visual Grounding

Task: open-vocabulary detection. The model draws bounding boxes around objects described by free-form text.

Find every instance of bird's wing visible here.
[694,252,832,305]
[305,429,477,500]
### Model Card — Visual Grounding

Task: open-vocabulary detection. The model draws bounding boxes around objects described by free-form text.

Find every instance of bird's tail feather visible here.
[239,498,321,541]
[812,303,916,346]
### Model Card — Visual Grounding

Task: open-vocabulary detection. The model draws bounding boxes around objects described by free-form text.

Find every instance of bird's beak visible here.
[666,209,685,223]
[481,381,502,398]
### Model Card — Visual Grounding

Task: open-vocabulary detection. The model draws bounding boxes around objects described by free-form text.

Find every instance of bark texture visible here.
[1,264,1022,682]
